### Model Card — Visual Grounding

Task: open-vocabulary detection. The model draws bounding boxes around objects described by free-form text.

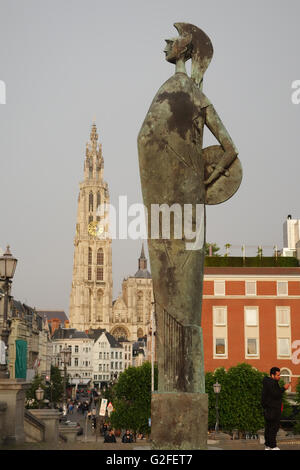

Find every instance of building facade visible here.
[202,266,300,391]
[7,299,52,381]
[110,245,153,341]
[68,123,154,342]
[69,123,113,332]
[89,329,124,388]
[51,327,93,387]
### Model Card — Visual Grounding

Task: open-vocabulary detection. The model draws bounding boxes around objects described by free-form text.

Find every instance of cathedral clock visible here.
[88,221,98,237]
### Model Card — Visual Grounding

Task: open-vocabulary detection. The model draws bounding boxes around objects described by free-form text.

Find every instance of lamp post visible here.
[213,381,221,434]
[59,344,71,415]
[151,301,156,393]
[0,246,18,379]
[35,385,45,408]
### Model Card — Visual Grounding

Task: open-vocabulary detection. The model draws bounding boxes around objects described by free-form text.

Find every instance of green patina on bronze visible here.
[138,23,242,395]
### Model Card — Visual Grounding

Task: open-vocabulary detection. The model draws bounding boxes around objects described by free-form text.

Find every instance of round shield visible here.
[203,145,242,205]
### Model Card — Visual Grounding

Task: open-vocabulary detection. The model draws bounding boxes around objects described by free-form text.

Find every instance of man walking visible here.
[261,367,290,450]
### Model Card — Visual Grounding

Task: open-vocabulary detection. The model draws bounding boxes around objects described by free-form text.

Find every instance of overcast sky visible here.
[1,0,300,315]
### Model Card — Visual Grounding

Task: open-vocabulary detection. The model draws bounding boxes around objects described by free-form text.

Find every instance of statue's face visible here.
[164,38,179,64]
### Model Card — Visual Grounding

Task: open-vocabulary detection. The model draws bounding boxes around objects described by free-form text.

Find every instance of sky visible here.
[0,0,300,315]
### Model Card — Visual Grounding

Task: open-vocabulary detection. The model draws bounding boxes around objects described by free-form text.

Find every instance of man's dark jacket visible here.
[261,376,285,420]
[104,434,116,443]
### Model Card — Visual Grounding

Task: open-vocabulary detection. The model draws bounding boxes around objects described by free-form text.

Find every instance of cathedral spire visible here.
[138,243,147,271]
[90,121,98,143]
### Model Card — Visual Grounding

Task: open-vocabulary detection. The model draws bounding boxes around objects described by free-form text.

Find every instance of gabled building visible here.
[88,329,124,389]
[51,327,93,388]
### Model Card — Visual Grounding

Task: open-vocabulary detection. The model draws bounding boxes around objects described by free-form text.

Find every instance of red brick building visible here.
[202,267,300,391]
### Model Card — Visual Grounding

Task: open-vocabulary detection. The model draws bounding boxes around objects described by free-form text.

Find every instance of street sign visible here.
[99,398,108,416]
[107,402,114,417]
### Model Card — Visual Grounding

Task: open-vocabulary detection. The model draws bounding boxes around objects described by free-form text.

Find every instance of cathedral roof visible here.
[133,242,151,278]
[134,269,152,279]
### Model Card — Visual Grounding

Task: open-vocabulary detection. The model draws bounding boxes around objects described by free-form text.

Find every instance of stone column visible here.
[151,392,208,450]
[30,409,61,442]
[0,379,30,444]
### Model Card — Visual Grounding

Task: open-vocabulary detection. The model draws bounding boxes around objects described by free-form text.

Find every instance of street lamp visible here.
[35,385,45,408]
[59,344,71,415]
[213,381,221,434]
[0,246,18,379]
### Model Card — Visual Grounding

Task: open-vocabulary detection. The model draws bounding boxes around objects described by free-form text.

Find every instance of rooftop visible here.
[52,328,89,340]
[38,310,69,322]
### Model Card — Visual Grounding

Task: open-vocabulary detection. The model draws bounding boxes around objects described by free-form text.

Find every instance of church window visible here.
[97,267,103,281]
[97,248,104,265]
[88,215,93,224]
[88,248,92,265]
[88,266,92,281]
[136,291,143,323]
[89,192,94,212]
[97,289,103,321]
[89,159,93,179]
[97,192,101,209]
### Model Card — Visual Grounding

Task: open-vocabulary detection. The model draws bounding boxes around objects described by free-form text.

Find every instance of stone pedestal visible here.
[0,379,30,444]
[30,409,61,442]
[151,392,208,450]
[59,425,78,442]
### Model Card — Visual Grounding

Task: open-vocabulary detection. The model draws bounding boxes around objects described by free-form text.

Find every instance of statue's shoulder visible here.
[155,73,211,109]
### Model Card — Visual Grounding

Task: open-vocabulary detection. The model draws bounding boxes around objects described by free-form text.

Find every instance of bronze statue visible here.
[137,23,242,448]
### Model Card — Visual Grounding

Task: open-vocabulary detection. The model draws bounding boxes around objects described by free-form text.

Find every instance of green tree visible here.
[110,362,158,435]
[293,377,300,434]
[44,365,64,405]
[224,243,232,257]
[206,363,266,434]
[205,243,221,257]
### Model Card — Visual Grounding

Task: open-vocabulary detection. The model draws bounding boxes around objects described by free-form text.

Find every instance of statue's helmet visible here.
[174,23,213,87]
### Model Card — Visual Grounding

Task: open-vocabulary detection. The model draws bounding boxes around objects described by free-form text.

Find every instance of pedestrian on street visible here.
[122,430,133,443]
[261,367,290,450]
[101,422,108,436]
[104,430,117,443]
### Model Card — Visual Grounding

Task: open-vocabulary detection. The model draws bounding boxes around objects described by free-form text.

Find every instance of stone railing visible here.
[24,409,45,442]
[0,401,7,444]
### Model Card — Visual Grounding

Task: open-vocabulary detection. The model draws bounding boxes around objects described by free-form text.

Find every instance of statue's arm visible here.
[204,104,238,185]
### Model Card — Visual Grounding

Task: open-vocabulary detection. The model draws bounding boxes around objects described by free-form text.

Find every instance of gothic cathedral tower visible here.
[69,123,113,331]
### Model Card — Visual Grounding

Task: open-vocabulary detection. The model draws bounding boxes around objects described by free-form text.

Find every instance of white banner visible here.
[99,398,108,416]
[0,340,6,365]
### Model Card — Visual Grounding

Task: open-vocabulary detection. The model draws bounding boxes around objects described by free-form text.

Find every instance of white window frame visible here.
[280,368,291,386]
[277,281,288,296]
[245,307,259,326]
[277,338,291,357]
[245,280,257,296]
[246,338,259,357]
[276,307,290,326]
[214,338,227,357]
[214,280,225,296]
[213,306,227,326]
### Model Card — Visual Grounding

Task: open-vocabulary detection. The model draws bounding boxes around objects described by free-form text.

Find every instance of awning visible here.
[70,378,91,385]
